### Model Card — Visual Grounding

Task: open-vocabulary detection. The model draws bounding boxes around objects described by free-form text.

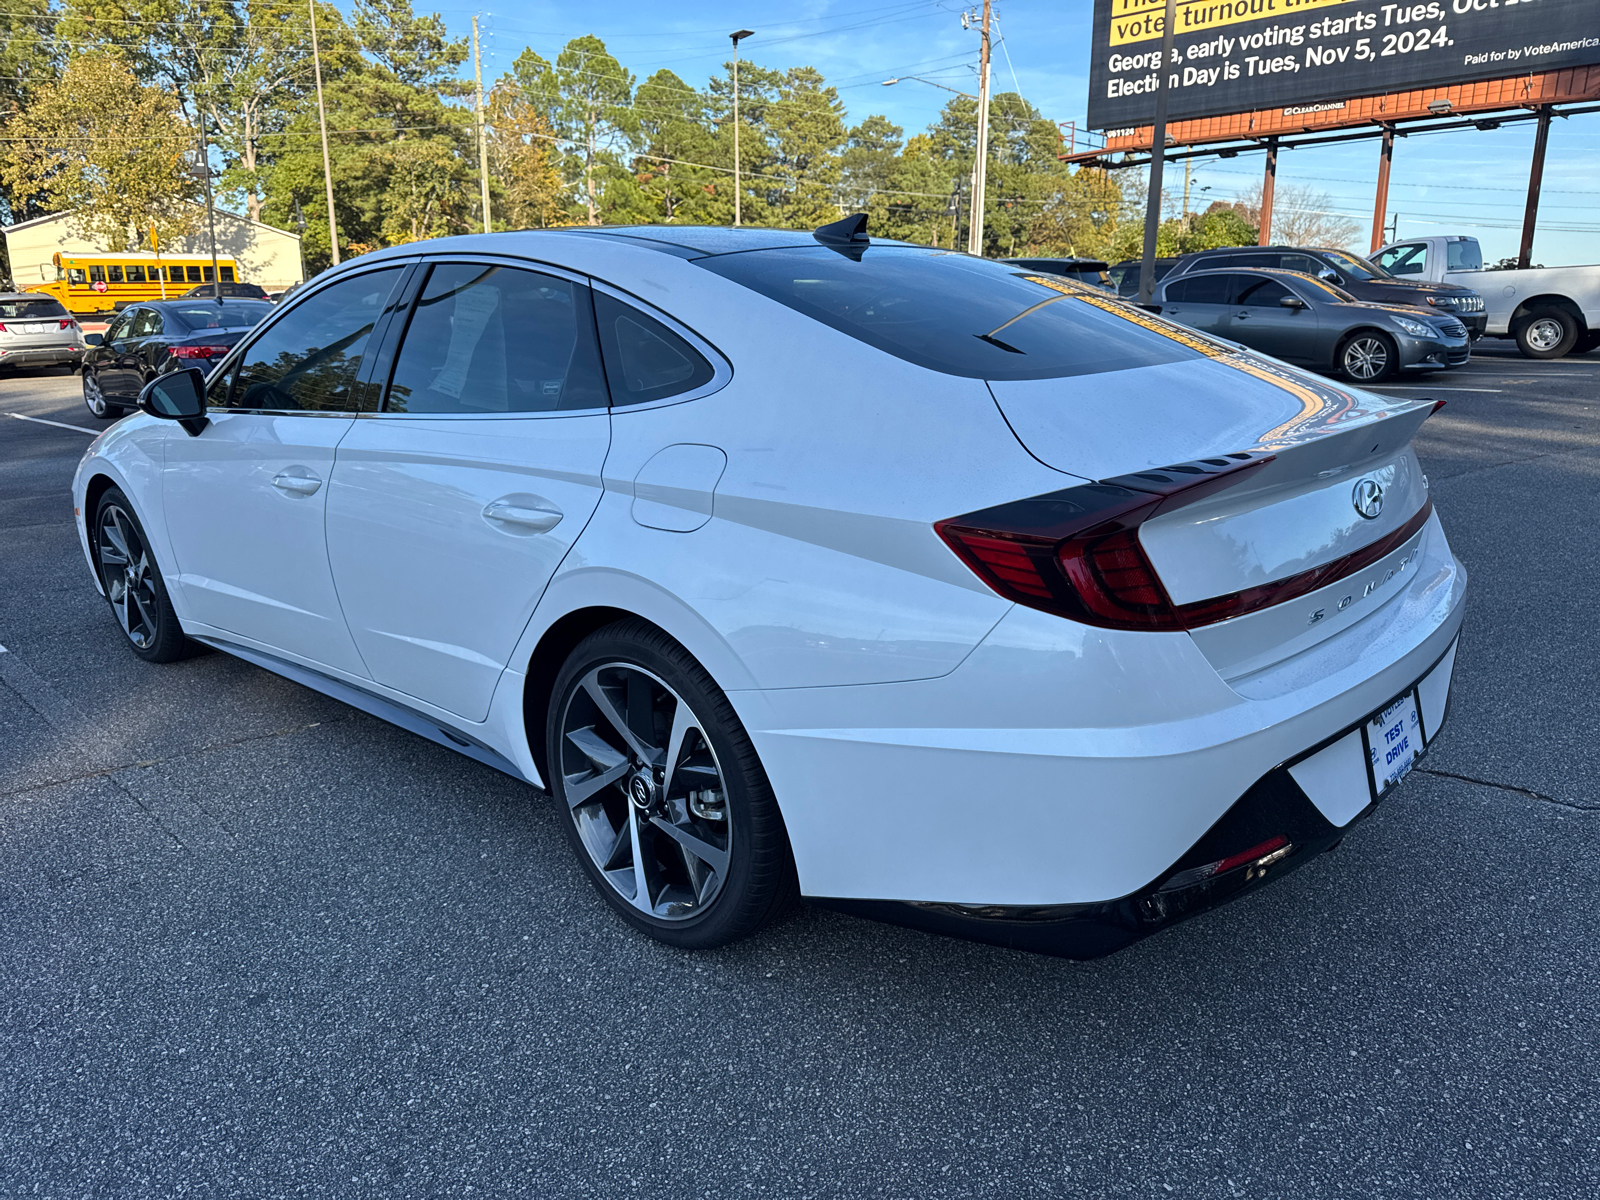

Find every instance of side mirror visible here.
[1318,268,1341,284]
[137,367,209,436]
[1279,295,1307,309]
[84,332,103,346]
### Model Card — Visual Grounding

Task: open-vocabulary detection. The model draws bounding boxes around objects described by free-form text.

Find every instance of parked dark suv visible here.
[183,281,271,301]
[1165,245,1486,338]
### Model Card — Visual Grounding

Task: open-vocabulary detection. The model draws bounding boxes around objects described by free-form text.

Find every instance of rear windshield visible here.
[695,247,1205,380]
[170,301,273,329]
[0,298,68,319]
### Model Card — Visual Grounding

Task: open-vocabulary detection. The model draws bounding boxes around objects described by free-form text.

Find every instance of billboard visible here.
[1087,0,1600,130]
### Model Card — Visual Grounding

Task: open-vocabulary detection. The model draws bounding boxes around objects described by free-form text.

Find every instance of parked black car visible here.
[81,299,274,419]
[1164,245,1487,337]
[1154,267,1470,382]
[1108,257,1178,299]
[1003,256,1113,290]
[183,281,272,301]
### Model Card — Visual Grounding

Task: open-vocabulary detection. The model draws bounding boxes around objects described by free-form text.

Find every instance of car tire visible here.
[1514,306,1579,359]
[91,488,204,663]
[546,619,798,949]
[82,370,124,420]
[1338,331,1398,383]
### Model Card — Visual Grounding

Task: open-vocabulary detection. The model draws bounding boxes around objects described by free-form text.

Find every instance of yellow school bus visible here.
[28,252,244,315]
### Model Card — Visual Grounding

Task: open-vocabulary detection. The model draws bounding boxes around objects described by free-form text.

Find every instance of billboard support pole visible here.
[1258,138,1278,246]
[1370,126,1394,254]
[1136,0,1178,305]
[1518,106,1551,269]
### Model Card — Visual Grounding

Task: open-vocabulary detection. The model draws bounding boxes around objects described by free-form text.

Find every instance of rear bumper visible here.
[0,344,84,367]
[819,637,1458,958]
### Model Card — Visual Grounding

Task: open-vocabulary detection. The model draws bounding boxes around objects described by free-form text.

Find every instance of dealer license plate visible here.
[24,324,46,334]
[1367,691,1422,798]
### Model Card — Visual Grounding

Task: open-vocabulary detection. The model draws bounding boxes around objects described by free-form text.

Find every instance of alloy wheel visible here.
[82,370,108,417]
[1526,317,1565,353]
[1343,337,1390,381]
[96,504,160,649]
[558,663,732,921]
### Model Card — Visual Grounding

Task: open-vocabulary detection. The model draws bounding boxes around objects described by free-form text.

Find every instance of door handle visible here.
[1235,311,1250,319]
[271,471,322,496]
[483,498,563,533]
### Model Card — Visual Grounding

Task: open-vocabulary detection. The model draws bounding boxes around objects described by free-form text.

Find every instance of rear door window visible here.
[225,268,404,412]
[697,246,1202,380]
[593,291,716,406]
[382,262,609,414]
[1175,273,1233,305]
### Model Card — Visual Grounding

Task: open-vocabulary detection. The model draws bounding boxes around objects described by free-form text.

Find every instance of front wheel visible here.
[93,488,201,662]
[1515,306,1579,359]
[546,620,797,949]
[82,369,123,420]
[1339,331,1398,383]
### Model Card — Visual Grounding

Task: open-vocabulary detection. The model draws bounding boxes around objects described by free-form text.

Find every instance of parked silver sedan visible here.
[0,293,86,372]
[1155,268,1470,382]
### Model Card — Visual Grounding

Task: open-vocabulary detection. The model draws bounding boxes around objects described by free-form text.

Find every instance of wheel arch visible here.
[1510,294,1586,332]
[520,605,642,785]
[1333,325,1397,367]
[83,471,119,527]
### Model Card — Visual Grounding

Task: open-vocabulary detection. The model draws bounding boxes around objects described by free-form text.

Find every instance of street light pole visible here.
[473,15,492,234]
[1136,0,1177,306]
[729,29,753,227]
[966,0,993,256]
[309,0,340,265]
[196,116,222,300]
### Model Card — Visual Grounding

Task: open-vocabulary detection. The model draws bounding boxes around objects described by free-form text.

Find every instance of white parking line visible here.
[4,412,98,434]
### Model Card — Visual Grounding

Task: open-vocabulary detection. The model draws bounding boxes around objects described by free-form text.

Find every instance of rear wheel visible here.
[92,488,201,662]
[1338,331,1398,383]
[1514,306,1579,359]
[82,370,123,420]
[546,620,796,949]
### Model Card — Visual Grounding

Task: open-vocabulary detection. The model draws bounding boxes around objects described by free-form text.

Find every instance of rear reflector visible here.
[1158,835,1292,892]
[937,453,1433,633]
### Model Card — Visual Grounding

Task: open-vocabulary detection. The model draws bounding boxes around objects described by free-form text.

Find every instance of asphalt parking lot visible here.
[3,346,1598,1198]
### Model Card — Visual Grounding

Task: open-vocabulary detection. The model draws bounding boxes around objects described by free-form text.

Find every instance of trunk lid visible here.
[988,353,1440,679]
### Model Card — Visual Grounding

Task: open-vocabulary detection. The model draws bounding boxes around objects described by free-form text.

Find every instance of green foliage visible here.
[1179,208,1258,252]
[0,55,202,251]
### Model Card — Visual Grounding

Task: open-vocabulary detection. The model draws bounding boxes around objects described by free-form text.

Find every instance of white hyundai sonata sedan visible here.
[72,218,1465,957]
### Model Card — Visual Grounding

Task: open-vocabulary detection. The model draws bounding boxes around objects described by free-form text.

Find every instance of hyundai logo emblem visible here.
[629,775,654,809]
[1352,478,1384,520]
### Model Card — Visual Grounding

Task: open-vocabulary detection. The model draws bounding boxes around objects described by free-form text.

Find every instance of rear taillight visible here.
[936,454,1273,632]
[60,319,76,331]
[171,345,230,359]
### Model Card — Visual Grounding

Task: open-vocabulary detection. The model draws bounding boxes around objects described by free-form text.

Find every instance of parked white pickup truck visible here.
[1372,235,1600,359]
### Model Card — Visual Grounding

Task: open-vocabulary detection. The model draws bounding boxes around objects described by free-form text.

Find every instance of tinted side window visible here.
[384,263,608,414]
[593,291,716,406]
[131,309,162,337]
[1237,278,1293,306]
[1278,254,1320,274]
[225,267,403,412]
[1178,274,1232,304]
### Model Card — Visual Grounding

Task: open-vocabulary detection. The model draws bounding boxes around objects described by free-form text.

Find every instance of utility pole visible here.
[1181,155,1192,220]
[730,30,754,226]
[309,0,339,265]
[1136,0,1177,306]
[196,115,223,300]
[966,0,992,256]
[473,15,492,234]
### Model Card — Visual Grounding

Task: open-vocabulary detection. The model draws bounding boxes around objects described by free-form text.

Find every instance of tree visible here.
[519,37,634,224]
[1180,206,1257,251]
[0,0,63,224]
[0,56,202,251]
[486,83,565,229]
[764,67,845,228]
[631,69,718,224]
[1233,181,1359,248]
[841,114,902,210]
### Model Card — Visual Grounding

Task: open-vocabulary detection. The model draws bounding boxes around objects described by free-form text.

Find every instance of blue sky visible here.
[424,0,1600,265]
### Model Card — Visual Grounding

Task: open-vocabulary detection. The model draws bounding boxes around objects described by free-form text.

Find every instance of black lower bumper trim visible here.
[813,762,1354,960]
